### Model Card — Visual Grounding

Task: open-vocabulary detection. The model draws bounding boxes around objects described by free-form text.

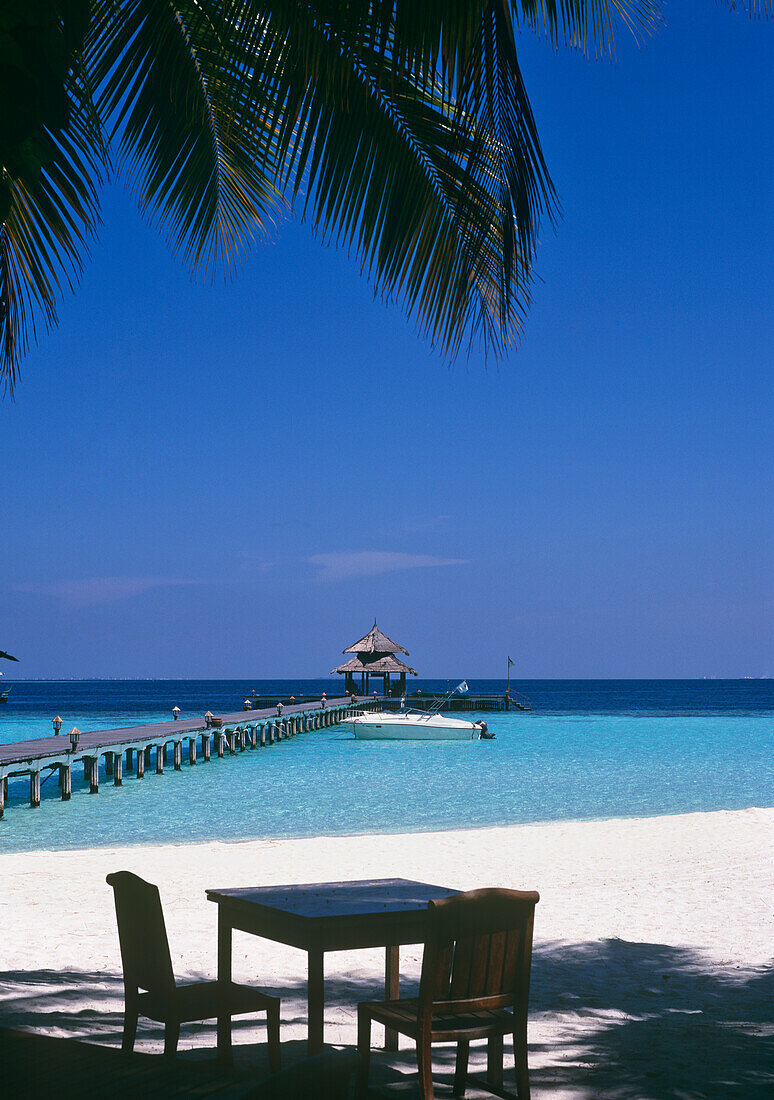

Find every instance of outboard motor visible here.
[478,721,495,739]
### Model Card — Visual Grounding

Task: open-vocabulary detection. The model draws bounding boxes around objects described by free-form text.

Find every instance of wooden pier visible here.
[0,696,378,818]
[383,691,531,712]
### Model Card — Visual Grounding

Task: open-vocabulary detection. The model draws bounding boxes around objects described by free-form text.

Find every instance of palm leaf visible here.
[224,2,550,354]
[89,0,287,276]
[1,71,104,393]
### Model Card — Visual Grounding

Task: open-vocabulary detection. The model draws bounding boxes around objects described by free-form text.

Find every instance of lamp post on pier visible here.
[52,716,62,736]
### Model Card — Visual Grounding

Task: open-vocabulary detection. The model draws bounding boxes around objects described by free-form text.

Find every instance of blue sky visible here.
[2,4,772,679]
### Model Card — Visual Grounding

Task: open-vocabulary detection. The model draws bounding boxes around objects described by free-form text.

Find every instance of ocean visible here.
[1,679,772,854]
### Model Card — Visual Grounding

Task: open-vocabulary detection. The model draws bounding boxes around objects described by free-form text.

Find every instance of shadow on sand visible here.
[0,939,771,1098]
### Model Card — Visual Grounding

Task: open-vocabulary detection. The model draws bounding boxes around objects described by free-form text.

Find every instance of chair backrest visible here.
[106,871,176,997]
[418,888,539,1017]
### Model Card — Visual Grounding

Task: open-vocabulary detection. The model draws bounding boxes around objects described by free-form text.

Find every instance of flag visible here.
[455,681,469,694]
[507,656,514,668]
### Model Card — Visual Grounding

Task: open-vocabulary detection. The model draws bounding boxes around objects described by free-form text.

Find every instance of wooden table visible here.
[206,877,457,1060]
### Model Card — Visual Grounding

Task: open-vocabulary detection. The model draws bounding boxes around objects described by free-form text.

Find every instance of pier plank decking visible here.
[0,691,528,818]
[0,696,375,817]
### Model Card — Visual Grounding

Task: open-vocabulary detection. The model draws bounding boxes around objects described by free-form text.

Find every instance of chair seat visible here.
[360,998,515,1042]
[140,980,279,1024]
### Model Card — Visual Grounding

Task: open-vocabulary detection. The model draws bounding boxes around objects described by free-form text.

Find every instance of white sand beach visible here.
[2,807,773,1097]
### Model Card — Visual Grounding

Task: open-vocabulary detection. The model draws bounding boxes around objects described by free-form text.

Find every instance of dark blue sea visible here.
[1,679,772,853]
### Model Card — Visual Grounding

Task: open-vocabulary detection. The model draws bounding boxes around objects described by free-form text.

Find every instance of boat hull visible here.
[349,712,480,741]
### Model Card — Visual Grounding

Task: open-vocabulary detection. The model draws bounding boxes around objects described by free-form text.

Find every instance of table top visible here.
[206,878,457,920]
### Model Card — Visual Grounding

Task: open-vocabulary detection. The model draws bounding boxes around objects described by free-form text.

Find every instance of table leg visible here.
[384,944,400,1051]
[307,948,325,1055]
[217,908,233,1065]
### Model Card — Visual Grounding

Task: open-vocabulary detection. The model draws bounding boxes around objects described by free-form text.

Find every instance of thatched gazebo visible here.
[332,621,417,696]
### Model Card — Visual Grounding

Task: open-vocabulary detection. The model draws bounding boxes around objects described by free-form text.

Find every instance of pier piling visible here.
[0,694,373,819]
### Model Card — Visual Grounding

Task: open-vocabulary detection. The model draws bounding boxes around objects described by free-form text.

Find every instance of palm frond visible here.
[1,72,104,393]
[513,0,662,55]
[89,0,287,277]
[227,2,555,355]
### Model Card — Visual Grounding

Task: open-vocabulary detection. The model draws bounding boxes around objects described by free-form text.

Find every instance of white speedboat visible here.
[349,710,488,741]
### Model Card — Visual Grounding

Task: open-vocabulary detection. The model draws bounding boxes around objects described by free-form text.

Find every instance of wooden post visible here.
[189,737,197,765]
[156,745,164,774]
[90,757,99,794]
[84,758,91,782]
[113,753,122,786]
[260,723,266,747]
[250,725,257,749]
[385,945,400,1050]
[217,733,224,758]
[240,727,247,751]
[30,770,41,808]
[144,746,152,768]
[217,907,233,1064]
[174,741,182,770]
[105,753,114,777]
[126,748,133,770]
[61,764,71,801]
[136,748,145,779]
[203,732,211,761]
[307,949,325,1056]
[268,722,274,745]
[0,775,4,817]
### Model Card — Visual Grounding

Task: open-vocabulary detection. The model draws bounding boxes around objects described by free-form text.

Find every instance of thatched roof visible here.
[332,653,417,676]
[343,621,409,655]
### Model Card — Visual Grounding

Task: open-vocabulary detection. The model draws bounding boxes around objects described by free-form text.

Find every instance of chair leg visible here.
[164,1020,180,1058]
[122,1003,138,1054]
[453,1038,469,1096]
[513,1022,530,1100]
[356,1006,372,1099]
[267,1002,281,1074]
[487,1034,504,1092]
[417,1034,434,1100]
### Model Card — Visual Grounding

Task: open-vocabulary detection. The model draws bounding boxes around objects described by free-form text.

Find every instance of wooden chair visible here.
[106,870,281,1067]
[357,887,539,1100]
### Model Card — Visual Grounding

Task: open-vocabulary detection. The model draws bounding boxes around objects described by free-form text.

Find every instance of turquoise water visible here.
[1,680,772,853]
